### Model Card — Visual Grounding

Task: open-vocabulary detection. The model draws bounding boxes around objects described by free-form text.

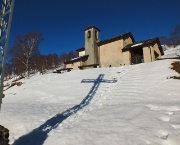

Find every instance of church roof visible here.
[84,26,101,31]
[123,37,164,55]
[76,47,85,52]
[64,55,89,64]
[97,32,135,46]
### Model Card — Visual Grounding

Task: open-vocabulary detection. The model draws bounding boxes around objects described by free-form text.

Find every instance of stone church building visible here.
[65,26,164,70]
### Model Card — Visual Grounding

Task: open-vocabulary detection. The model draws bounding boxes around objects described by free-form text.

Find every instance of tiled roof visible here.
[97,32,135,46]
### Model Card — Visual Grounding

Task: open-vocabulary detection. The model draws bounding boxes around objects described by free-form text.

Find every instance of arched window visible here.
[87,31,91,38]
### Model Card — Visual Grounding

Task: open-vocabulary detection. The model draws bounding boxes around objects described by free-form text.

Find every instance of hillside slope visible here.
[0,59,180,145]
[162,45,180,58]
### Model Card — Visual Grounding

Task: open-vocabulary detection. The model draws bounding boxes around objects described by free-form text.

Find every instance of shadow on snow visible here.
[13,74,117,145]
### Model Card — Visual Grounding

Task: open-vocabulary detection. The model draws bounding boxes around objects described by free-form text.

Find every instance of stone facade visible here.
[98,35,135,67]
[66,61,81,70]
[84,26,100,65]
[64,26,164,70]
[99,40,123,67]
[123,37,164,65]
[142,42,162,63]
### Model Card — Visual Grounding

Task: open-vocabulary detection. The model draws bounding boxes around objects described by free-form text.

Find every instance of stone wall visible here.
[99,39,124,67]
[66,61,81,70]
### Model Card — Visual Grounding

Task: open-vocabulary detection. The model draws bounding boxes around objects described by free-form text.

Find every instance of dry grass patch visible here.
[170,61,180,80]
[169,76,180,80]
[171,61,180,73]
[15,81,23,86]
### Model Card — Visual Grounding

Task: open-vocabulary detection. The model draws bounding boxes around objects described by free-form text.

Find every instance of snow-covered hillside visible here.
[0,59,180,145]
[162,45,180,58]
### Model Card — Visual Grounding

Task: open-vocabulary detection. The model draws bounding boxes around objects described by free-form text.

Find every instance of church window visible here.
[87,31,91,38]
[95,31,98,40]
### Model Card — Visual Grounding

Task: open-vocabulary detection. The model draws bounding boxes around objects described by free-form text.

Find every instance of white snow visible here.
[162,45,180,58]
[71,55,86,61]
[131,43,143,47]
[71,57,79,61]
[0,59,180,145]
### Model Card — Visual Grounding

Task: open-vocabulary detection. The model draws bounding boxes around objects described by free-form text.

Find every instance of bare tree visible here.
[37,55,47,74]
[5,63,12,80]
[10,32,43,78]
[51,53,59,68]
[160,24,180,48]
[59,52,68,63]
[170,24,180,47]
[59,51,77,64]
[11,53,25,77]
[30,49,40,73]
[68,50,78,60]
[160,36,169,50]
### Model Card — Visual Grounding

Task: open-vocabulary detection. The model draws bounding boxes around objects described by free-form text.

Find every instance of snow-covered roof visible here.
[131,43,143,47]
[71,57,80,61]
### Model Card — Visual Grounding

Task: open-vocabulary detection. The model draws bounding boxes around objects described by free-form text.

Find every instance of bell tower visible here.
[84,26,100,65]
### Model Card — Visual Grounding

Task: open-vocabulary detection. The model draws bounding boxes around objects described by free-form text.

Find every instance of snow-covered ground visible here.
[162,45,180,58]
[0,57,180,144]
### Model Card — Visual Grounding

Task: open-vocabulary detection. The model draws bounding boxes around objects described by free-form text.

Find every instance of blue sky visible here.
[9,0,180,55]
